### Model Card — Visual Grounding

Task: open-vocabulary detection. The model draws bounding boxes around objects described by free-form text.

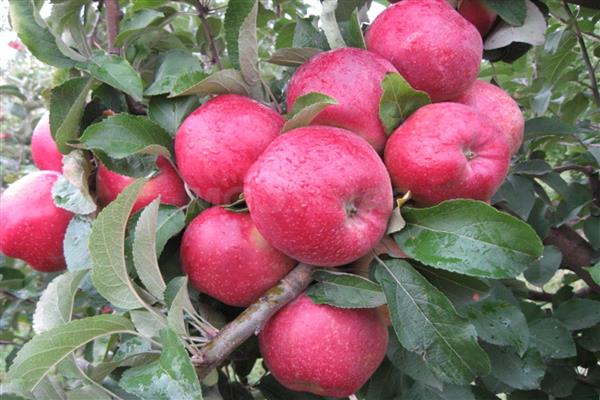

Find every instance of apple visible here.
[286,48,398,153]
[175,94,284,205]
[96,156,188,214]
[365,0,483,102]
[453,80,525,154]
[244,125,393,267]
[181,207,296,307]
[31,113,63,172]
[0,171,73,272]
[458,0,498,36]
[259,293,389,397]
[384,102,510,206]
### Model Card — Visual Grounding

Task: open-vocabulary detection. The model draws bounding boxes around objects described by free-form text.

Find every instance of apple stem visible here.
[191,263,314,377]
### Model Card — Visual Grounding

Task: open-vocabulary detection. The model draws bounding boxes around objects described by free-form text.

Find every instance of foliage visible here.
[1,0,599,399]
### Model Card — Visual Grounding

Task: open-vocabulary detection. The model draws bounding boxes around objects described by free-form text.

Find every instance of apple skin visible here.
[453,80,524,155]
[31,113,63,172]
[96,156,188,214]
[181,207,296,307]
[384,103,510,206]
[244,126,393,267]
[175,94,284,205]
[259,293,389,397]
[286,48,398,153]
[0,171,73,272]
[365,0,483,102]
[458,0,498,36]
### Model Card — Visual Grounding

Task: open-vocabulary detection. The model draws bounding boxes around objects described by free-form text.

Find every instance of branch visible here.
[192,263,314,378]
[562,1,600,108]
[195,3,223,69]
[104,0,121,55]
[544,225,600,294]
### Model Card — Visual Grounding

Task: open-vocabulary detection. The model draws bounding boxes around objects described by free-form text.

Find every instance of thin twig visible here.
[88,0,104,48]
[562,2,600,108]
[104,0,121,55]
[195,2,223,69]
[192,263,314,378]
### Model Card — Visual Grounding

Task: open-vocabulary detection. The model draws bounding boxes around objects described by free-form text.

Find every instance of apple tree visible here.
[1,0,599,399]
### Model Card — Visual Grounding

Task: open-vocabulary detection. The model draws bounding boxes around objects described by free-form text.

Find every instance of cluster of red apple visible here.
[0,0,523,396]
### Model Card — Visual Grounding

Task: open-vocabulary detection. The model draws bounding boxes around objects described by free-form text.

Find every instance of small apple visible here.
[96,156,188,214]
[453,80,525,154]
[31,113,63,172]
[458,0,498,36]
[259,293,388,397]
[365,0,483,102]
[0,171,73,272]
[175,94,284,205]
[181,207,296,307]
[384,103,510,205]
[244,125,393,267]
[286,48,398,153]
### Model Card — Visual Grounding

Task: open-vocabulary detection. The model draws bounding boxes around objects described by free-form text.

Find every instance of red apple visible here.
[286,48,398,153]
[458,0,498,36]
[259,293,388,397]
[244,126,393,267]
[453,80,525,154]
[384,103,510,205]
[31,113,63,172]
[0,171,73,272]
[365,0,483,102]
[181,207,296,307]
[96,156,188,214]
[175,94,284,205]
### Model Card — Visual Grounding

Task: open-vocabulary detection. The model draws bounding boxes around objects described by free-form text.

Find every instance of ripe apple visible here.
[181,207,296,307]
[96,156,188,214]
[31,113,63,172]
[175,94,284,205]
[458,0,498,36]
[244,125,393,267]
[259,293,389,397]
[365,0,483,102]
[453,80,525,154]
[384,103,510,205]
[286,48,398,153]
[0,171,73,272]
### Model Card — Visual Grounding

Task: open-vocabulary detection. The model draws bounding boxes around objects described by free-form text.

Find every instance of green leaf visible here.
[267,47,322,67]
[95,153,160,178]
[65,386,110,400]
[52,175,97,215]
[148,96,199,136]
[529,318,576,359]
[8,0,75,68]
[32,270,87,334]
[145,50,202,96]
[374,259,490,385]
[291,18,329,50]
[400,382,475,400]
[0,267,25,290]
[90,179,147,309]
[63,215,93,271]
[464,300,529,356]
[78,52,144,102]
[0,84,27,101]
[512,160,552,176]
[379,72,431,135]
[483,1,546,50]
[482,0,527,26]
[133,199,167,301]
[584,217,600,251]
[7,315,134,392]
[119,328,202,400]
[170,70,250,98]
[524,245,562,287]
[166,276,188,335]
[282,92,337,132]
[338,9,366,49]
[524,117,582,140]
[587,262,600,285]
[116,9,165,46]
[225,0,261,91]
[130,310,162,339]
[577,324,600,352]
[483,344,545,390]
[49,77,94,154]
[554,298,600,330]
[394,200,543,279]
[154,205,186,257]
[387,334,443,391]
[80,114,172,160]
[416,266,491,306]
[306,270,386,308]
